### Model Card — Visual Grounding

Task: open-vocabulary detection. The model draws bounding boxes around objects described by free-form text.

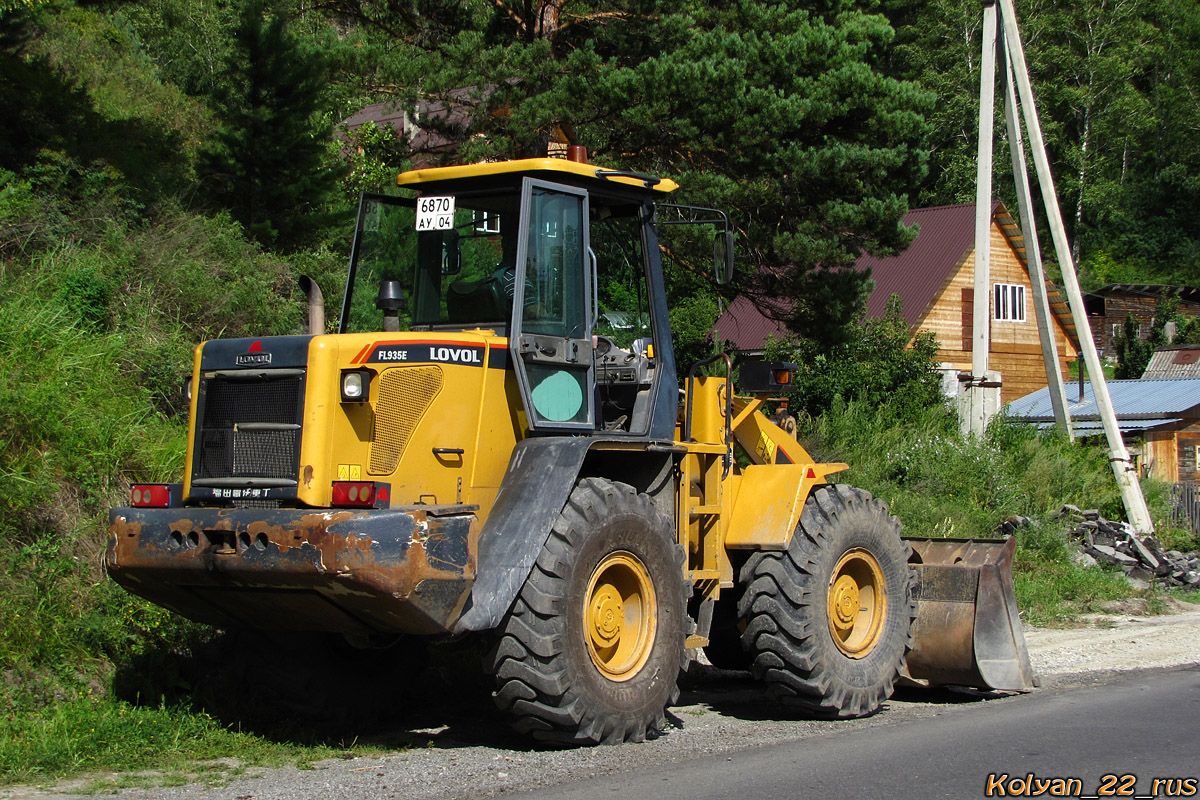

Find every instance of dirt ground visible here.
[1023,598,1200,680]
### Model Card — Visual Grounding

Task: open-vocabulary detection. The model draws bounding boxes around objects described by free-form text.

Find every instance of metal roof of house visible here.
[1033,418,1182,432]
[1006,377,1200,425]
[713,202,1079,352]
[1083,284,1200,305]
[712,294,791,353]
[1142,345,1200,379]
[858,203,981,327]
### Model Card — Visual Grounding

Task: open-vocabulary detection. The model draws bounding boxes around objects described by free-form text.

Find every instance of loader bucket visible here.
[901,536,1038,693]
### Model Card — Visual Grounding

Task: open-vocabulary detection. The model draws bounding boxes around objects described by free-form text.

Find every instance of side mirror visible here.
[714,231,735,285]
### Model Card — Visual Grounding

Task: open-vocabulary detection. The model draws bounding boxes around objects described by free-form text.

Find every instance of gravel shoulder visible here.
[5,602,1200,800]
[1023,599,1200,682]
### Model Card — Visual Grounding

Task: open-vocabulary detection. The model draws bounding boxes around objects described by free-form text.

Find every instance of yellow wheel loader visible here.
[107,154,1035,745]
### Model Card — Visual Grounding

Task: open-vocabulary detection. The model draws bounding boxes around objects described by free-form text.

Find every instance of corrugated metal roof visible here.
[859,203,978,327]
[1006,377,1200,421]
[1084,284,1200,305]
[1143,346,1200,379]
[712,294,791,352]
[1035,418,1182,432]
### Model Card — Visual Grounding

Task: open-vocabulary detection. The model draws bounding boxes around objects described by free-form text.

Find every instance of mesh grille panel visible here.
[370,366,444,475]
[204,377,299,425]
[197,375,302,480]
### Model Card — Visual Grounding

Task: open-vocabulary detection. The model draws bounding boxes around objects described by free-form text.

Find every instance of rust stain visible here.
[302,464,315,488]
[107,507,481,635]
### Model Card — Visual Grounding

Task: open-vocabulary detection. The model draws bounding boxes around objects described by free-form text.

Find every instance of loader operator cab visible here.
[338,158,728,437]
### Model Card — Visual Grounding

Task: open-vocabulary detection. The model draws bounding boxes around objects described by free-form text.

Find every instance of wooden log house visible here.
[714,202,1081,404]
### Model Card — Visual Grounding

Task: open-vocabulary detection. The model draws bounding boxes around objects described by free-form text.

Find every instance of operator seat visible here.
[447,277,508,325]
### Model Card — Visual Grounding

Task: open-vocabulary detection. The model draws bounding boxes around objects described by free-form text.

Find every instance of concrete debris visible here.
[1058,505,1200,592]
[1071,550,1098,569]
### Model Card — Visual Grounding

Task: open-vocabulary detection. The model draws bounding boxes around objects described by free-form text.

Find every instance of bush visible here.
[764,294,943,421]
[795,401,1142,622]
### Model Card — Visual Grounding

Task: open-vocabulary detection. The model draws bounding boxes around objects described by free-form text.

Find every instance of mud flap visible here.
[902,536,1038,692]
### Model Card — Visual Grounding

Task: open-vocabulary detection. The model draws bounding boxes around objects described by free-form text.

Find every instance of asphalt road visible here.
[510,667,1200,800]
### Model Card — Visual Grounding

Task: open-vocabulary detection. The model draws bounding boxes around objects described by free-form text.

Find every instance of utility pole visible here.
[985,0,1152,533]
[1001,49,1073,441]
[966,1,999,439]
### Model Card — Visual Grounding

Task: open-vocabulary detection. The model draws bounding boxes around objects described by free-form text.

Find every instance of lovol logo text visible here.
[236,352,272,366]
[429,346,482,364]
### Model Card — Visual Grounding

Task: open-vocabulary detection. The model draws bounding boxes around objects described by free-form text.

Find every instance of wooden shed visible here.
[713,202,1081,404]
[1082,285,1200,357]
[1007,377,1200,484]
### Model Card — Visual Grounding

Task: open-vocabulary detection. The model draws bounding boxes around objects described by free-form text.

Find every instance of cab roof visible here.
[397,158,679,194]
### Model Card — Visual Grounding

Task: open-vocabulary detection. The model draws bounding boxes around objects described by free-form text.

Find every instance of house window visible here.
[473,210,501,234]
[993,283,1026,322]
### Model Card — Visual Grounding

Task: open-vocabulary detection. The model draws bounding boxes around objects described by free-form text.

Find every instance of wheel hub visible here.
[585,551,657,681]
[589,586,624,648]
[827,549,887,658]
[830,575,861,631]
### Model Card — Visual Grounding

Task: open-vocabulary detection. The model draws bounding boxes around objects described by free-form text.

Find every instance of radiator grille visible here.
[197,374,302,480]
[370,366,444,475]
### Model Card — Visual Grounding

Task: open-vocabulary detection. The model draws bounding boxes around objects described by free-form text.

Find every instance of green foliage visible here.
[339,120,408,197]
[0,167,39,254]
[1113,291,1180,378]
[765,294,943,418]
[0,695,346,786]
[796,401,1140,623]
[199,0,345,250]
[117,0,239,98]
[890,0,1200,282]
[670,294,721,374]
[0,199,307,781]
[1,6,198,206]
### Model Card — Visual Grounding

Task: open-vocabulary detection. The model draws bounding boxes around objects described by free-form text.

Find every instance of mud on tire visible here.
[738,484,916,718]
[489,478,687,745]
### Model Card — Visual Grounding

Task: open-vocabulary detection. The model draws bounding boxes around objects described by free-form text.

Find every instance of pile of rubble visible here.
[1055,504,1200,590]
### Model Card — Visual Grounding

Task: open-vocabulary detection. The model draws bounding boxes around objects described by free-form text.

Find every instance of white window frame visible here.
[993,283,1026,322]
[473,210,501,234]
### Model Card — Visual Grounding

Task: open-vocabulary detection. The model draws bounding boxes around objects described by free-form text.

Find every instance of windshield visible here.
[340,190,522,333]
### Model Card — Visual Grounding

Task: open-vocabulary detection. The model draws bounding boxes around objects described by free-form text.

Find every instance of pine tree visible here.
[200,0,343,250]
[329,0,932,343]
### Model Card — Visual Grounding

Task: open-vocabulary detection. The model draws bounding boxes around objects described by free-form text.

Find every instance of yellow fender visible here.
[725,396,846,550]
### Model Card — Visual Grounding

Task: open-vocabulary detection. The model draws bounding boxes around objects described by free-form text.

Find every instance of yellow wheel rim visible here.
[585,551,657,681]
[827,548,886,658]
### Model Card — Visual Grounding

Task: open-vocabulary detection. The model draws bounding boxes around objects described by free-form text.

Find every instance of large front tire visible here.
[738,484,915,718]
[490,478,686,745]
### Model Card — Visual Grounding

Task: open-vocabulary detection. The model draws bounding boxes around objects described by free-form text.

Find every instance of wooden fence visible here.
[1170,482,1200,533]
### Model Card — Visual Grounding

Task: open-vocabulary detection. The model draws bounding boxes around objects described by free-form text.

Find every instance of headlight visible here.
[341,369,371,402]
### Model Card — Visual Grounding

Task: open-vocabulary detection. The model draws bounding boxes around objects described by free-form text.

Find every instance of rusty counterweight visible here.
[107,504,480,636]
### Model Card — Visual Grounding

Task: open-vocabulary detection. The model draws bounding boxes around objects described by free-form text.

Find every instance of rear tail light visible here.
[131,484,172,507]
[332,481,379,508]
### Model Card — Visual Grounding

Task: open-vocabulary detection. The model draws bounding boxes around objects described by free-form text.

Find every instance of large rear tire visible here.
[490,478,686,744]
[738,484,915,718]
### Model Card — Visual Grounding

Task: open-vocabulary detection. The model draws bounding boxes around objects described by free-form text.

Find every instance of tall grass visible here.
[0,208,329,786]
[794,398,1176,625]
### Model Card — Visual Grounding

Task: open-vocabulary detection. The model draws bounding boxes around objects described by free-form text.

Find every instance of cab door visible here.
[511,179,595,432]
